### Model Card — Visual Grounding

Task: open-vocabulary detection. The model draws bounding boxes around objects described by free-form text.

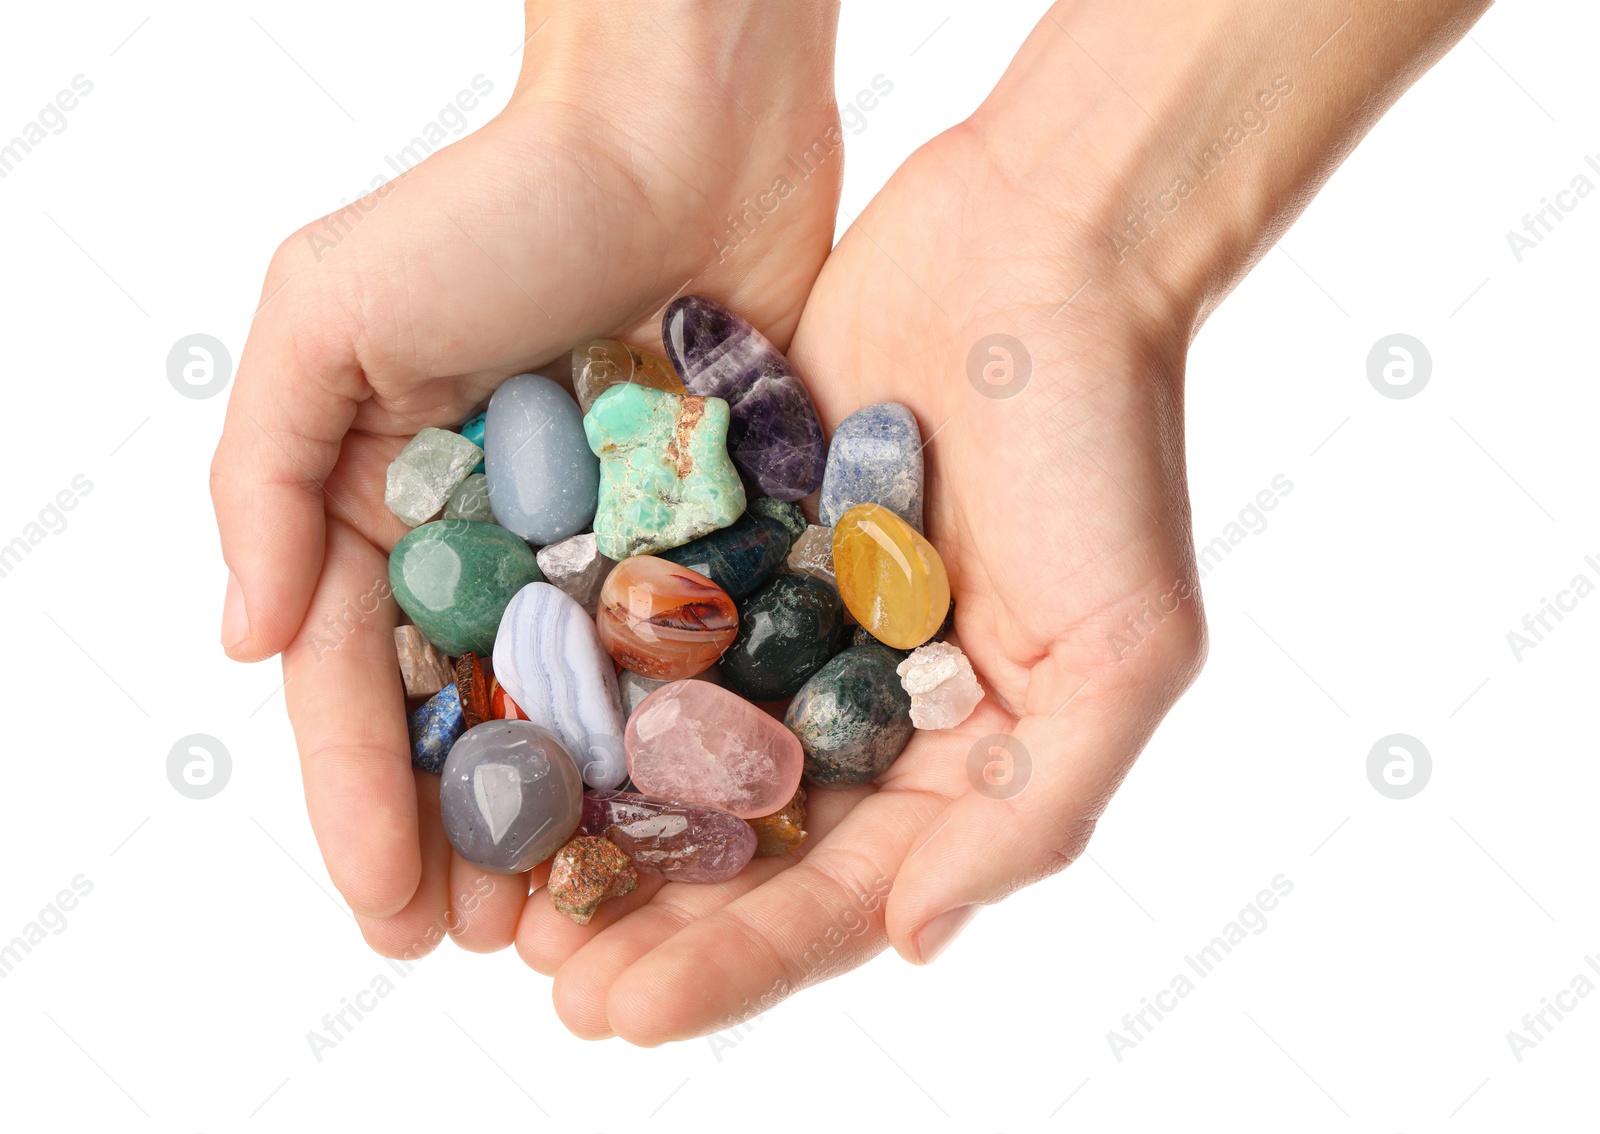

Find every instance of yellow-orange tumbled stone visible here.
[572,339,687,413]
[832,504,949,650]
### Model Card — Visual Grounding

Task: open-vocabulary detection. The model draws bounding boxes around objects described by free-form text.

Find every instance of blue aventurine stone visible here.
[819,401,924,532]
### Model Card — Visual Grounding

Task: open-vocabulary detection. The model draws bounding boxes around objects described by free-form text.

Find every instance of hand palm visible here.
[215,88,841,964]
[520,129,1205,1043]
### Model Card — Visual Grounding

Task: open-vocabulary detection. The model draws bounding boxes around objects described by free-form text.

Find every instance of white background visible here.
[0,2,1593,1130]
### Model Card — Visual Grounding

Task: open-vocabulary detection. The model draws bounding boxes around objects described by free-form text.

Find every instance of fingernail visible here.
[914,905,978,964]
[222,571,249,651]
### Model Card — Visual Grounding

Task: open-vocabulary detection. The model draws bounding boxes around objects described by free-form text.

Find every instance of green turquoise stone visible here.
[720,573,844,702]
[786,645,914,787]
[389,520,540,656]
[657,511,792,600]
[583,384,745,559]
[459,411,487,474]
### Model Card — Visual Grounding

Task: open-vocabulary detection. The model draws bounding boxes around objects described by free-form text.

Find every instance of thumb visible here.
[211,259,362,662]
[885,649,1200,963]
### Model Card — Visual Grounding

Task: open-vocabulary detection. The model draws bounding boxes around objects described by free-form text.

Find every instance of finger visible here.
[515,873,666,980]
[603,787,946,1046]
[354,771,454,958]
[886,631,1203,964]
[547,853,802,1040]
[447,854,531,954]
[212,261,364,662]
[283,518,420,919]
[318,431,412,552]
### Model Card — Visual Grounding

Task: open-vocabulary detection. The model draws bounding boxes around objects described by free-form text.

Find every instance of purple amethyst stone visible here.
[580,789,756,883]
[662,295,826,501]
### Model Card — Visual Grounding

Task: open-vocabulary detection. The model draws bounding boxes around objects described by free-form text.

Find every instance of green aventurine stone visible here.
[786,645,915,787]
[583,384,746,560]
[720,573,844,702]
[389,520,540,656]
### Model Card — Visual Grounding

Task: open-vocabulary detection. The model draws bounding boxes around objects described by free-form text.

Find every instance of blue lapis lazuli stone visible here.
[410,683,464,773]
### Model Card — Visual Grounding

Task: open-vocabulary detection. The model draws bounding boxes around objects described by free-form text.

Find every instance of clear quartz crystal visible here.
[896,641,984,729]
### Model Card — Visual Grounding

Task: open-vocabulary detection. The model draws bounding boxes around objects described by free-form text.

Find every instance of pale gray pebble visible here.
[535,531,614,617]
[385,427,483,526]
[618,665,722,719]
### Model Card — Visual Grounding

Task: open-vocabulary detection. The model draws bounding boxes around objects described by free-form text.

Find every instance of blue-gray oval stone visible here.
[485,374,599,544]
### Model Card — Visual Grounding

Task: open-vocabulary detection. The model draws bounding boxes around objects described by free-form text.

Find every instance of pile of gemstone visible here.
[388,296,984,924]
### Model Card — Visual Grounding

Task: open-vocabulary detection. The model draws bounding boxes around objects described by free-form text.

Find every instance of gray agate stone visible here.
[819,402,924,531]
[484,374,599,544]
[439,721,584,873]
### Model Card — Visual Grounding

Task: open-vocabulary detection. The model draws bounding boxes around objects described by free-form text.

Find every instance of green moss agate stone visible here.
[786,645,914,787]
[583,384,746,560]
[721,573,844,702]
[389,519,541,656]
[748,497,807,546]
[657,511,791,600]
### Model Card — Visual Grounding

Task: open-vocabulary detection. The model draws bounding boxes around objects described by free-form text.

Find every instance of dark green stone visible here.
[657,512,791,599]
[720,573,843,702]
[748,497,807,544]
[389,519,540,656]
[786,645,914,787]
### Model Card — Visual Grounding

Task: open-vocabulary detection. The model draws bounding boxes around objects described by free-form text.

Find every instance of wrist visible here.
[965,0,1490,338]
[515,0,839,119]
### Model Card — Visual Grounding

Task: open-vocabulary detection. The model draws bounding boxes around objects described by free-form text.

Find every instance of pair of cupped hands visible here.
[211,4,1206,1044]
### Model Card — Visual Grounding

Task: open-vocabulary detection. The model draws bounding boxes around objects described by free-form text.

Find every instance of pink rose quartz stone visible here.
[625,681,804,819]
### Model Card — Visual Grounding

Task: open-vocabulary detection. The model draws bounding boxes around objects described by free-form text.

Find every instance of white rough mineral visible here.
[896,641,984,729]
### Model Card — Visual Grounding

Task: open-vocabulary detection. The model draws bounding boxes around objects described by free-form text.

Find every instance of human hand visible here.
[512,0,1489,1042]
[211,0,844,955]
